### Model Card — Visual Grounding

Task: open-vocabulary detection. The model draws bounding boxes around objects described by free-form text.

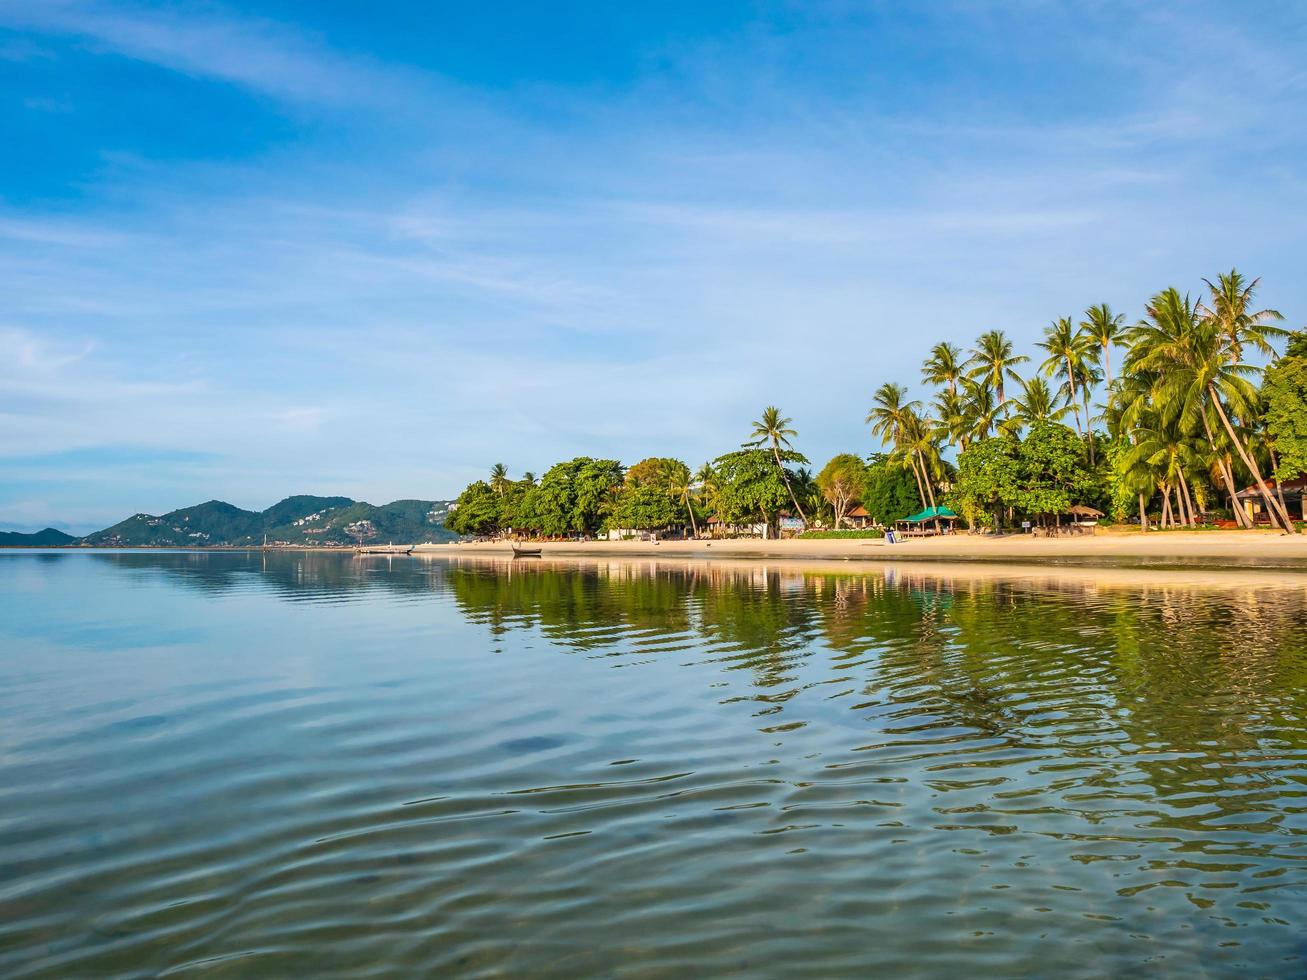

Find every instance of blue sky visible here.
[2,1,1305,532]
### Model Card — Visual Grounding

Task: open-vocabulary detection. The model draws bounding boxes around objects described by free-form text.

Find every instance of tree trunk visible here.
[1177,468,1197,525]
[1066,358,1083,435]
[1271,447,1291,523]
[772,444,807,523]
[686,497,699,539]
[1200,410,1251,528]
[1138,492,1148,532]
[1160,486,1172,528]
[1082,386,1095,466]
[1209,384,1294,532]
[908,457,928,511]
[1103,344,1112,389]
[918,452,938,511]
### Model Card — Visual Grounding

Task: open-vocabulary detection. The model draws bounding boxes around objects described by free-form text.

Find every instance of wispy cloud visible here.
[0,0,1305,527]
[0,0,421,106]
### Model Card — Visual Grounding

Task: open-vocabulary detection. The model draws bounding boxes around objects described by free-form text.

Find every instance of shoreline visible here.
[411,529,1307,569]
[8,529,1307,570]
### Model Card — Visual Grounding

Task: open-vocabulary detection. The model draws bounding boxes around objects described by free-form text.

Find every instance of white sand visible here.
[414,529,1307,566]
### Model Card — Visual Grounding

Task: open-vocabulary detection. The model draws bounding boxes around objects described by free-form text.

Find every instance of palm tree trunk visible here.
[1066,359,1083,435]
[918,453,938,511]
[771,444,807,523]
[1209,384,1294,532]
[908,456,928,511]
[1160,486,1172,528]
[1103,344,1112,389]
[1082,386,1095,466]
[1138,492,1148,532]
[1177,469,1197,525]
[1271,447,1291,523]
[685,496,699,538]
[1200,411,1250,528]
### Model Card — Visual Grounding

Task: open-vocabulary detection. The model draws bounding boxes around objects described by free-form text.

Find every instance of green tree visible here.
[816,454,868,529]
[967,329,1028,404]
[1037,316,1093,434]
[712,447,804,532]
[747,406,809,522]
[1201,269,1286,361]
[949,437,1020,528]
[861,453,921,525]
[610,484,680,531]
[1130,287,1293,531]
[1081,303,1125,389]
[1014,420,1094,519]
[1009,375,1072,429]
[446,480,501,536]
[1263,332,1307,482]
[527,457,625,536]
[922,342,965,396]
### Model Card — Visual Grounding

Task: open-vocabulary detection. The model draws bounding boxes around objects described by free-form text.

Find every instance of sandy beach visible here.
[414,528,1307,567]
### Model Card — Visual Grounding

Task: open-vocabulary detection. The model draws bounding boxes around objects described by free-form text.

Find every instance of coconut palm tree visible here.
[1200,269,1286,362]
[489,463,510,495]
[867,384,931,510]
[747,406,807,522]
[1010,375,1073,428]
[967,329,1028,404]
[1130,288,1294,532]
[922,342,965,397]
[1081,303,1125,389]
[661,460,699,538]
[693,462,718,523]
[1037,317,1092,434]
[959,376,1001,443]
[931,387,970,450]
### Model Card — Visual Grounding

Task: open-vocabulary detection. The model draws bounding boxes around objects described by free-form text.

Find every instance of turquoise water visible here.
[2,551,1306,977]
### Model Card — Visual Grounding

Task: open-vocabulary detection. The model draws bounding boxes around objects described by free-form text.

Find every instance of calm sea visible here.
[2,551,1306,977]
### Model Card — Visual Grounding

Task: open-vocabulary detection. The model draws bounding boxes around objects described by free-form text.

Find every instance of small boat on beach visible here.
[354,544,413,555]
[511,543,542,558]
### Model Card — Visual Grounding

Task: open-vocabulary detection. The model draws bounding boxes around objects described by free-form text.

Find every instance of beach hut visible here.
[845,505,875,529]
[896,506,960,536]
[1066,504,1104,532]
[1235,478,1306,524]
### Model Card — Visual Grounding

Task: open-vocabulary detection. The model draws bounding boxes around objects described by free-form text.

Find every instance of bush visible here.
[799,529,885,539]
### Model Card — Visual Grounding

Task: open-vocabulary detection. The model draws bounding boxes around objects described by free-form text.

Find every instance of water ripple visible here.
[2,552,1306,976]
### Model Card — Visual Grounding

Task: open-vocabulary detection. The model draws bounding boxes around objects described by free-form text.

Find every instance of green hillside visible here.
[82,500,265,547]
[264,498,455,545]
[260,495,355,528]
[0,528,78,547]
[79,496,456,547]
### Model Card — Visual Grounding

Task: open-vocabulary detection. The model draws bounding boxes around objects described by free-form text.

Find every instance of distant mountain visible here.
[78,496,457,547]
[0,528,79,547]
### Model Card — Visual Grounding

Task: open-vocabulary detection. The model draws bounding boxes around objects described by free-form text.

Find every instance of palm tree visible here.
[489,463,509,495]
[693,463,718,524]
[1010,375,1073,428]
[1200,269,1286,362]
[1131,288,1294,532]
[967,329,1028,404]
[922,342,965,397]
[1037,317,1090,434]
[959,376,1001,443]
[521,471,537,486]
[661,460,699,538]
[747,406,807,522]
[867,384,928,509]
[1081,303,1125,389]
[931,387,970,450]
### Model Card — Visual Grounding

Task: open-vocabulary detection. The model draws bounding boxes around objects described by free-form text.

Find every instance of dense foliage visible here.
[448,269,1300,538]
